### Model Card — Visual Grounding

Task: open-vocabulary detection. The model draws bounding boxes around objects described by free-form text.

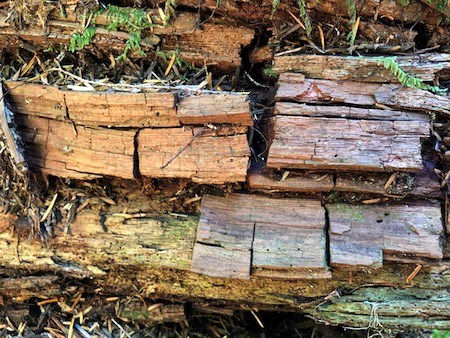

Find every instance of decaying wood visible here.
[0,85,26,170]
[191,194,330,279]
[267,115,427,172]
[274,102,431,122]
[248,171,334,193]
[276,73,450,116]
[5,81,253,127]
[138,126,249,184]
[327,202,443,267]
[177,94,252,126]
[0,10,254,71]
[16,115,135,179]
[248,169,442,198]
[0,193,449,329]
[272,54,450,82]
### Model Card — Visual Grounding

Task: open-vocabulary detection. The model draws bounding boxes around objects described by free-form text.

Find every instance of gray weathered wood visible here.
[328,202,443,267]
[267,115,428,172]
[191,194,329,279]
[272,54,450,82]
[276,73,450,116]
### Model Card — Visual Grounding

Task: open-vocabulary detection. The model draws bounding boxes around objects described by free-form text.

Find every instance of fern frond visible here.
[298,0,312,38]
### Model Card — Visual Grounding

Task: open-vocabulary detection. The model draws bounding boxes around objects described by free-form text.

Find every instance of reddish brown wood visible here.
[267,115,427,172]
[138,126,250,184]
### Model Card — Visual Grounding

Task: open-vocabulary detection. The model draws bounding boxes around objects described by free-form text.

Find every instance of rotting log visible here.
[272,54,450,82]
[0,194,449,329]
[276,73,450,116]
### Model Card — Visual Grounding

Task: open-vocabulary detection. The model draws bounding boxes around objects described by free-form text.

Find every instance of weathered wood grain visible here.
[267,115,427,172]
[64,91,180,127]
[5,81,253,128]
[327,202,443,267]
[191,194,329,279]
[248,171,334,193]
[274,102,430,122]
[272,54,450,82]
[138,126,250,184]
[16,115,135,179]
[177,94,252,126]
[276,73,450,116]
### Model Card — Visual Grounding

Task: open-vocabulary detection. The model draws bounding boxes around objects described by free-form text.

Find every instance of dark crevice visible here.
[133,128,142,179]
[196,241,223,248]
[323,204,331,268]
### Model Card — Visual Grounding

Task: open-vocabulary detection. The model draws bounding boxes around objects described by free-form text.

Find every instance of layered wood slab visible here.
[267,115,428,172]
[276,73,450,116]
[327,202,443,267]
[4,81,253,127]
[191,194,330,279]
[272,54,450,82]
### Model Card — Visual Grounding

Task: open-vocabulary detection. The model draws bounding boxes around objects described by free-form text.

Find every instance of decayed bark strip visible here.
[272,54,450,82]
[327,202,443,267]
[276,73,450,116]
[4,81,253,127]
[267,115,427,172]
[138,126,250,184]
[191,194,330,279]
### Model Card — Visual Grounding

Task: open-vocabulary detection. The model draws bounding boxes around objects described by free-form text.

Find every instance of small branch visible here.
[161,127,205,169]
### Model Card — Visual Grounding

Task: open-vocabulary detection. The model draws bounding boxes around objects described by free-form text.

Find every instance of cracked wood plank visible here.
[272,54,450,82]
[191,194,330,279]
[276,73,450,116]
[327,202,443,267]
[266,115,427,172]
[5,81,252,127]
[177,94,252,126]
[138,126,250,184]
[15,115,135,179]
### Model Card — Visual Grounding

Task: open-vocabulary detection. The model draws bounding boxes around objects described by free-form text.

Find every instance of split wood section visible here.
[272,54,450,82]
[265,73,436,174]
[190,194,443,279]
[5,81,252,183]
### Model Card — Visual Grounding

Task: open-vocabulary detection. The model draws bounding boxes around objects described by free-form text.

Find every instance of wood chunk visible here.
[273,54,450,82]
[16,115,135,179]
[275,102,430,122]
[163,23,254,71]
[177,94,252,126]
[335,173,388,195]
[191,194,329,279]
[267,116,427,172]
[252,198,327,272]
[138,126,250,184]
[328,202,443,267]
[248,172,334,193]
[276,74,450,116]
[191,194,255,279]
[4,81,66,120]
[65,91,179,127]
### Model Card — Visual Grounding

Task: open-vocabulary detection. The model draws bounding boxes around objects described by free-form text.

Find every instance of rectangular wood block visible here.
[177,94,252,126]
[328,203,443,267]
[16,115,135,179]
[267,115,427,172]
[138,126,250,184]
[191,194,329,279]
